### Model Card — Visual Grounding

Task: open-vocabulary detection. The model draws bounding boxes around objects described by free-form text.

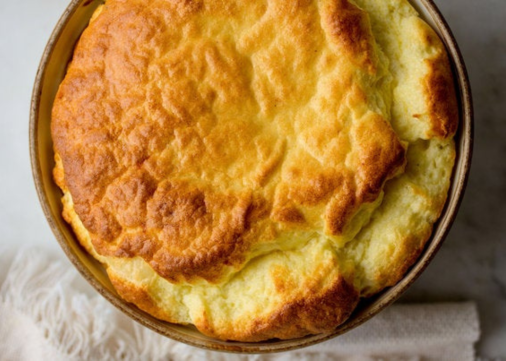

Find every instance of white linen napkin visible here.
[0,247,480,361]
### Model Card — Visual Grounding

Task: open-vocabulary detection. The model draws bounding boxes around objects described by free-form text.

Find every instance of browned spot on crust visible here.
[424,56,459,139]
[288,171,342,206]
[323,0,377,73]
[324,180,357,235]
[143,182,253,282]
[417,19,458,139]
[353,113,407,200]
[272,205,306,224]
[115,233,158,259]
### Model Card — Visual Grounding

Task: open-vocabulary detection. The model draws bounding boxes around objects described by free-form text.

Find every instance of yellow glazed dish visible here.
[31,0,472,352]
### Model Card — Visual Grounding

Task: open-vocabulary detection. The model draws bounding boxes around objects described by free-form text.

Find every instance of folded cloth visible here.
[0,247,480,361]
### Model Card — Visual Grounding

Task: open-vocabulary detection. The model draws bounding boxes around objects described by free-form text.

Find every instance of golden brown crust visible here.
[52,0,406,282]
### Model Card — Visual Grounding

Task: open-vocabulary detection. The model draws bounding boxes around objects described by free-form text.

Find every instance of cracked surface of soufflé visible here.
[52,0,457,341]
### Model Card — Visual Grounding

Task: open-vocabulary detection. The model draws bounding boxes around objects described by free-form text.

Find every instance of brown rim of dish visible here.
[30,0,473,354]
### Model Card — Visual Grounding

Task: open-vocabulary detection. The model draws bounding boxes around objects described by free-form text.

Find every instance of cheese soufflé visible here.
[52,0,457,341]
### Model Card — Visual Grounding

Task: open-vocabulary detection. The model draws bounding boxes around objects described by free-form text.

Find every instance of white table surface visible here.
[1,0,505,358]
